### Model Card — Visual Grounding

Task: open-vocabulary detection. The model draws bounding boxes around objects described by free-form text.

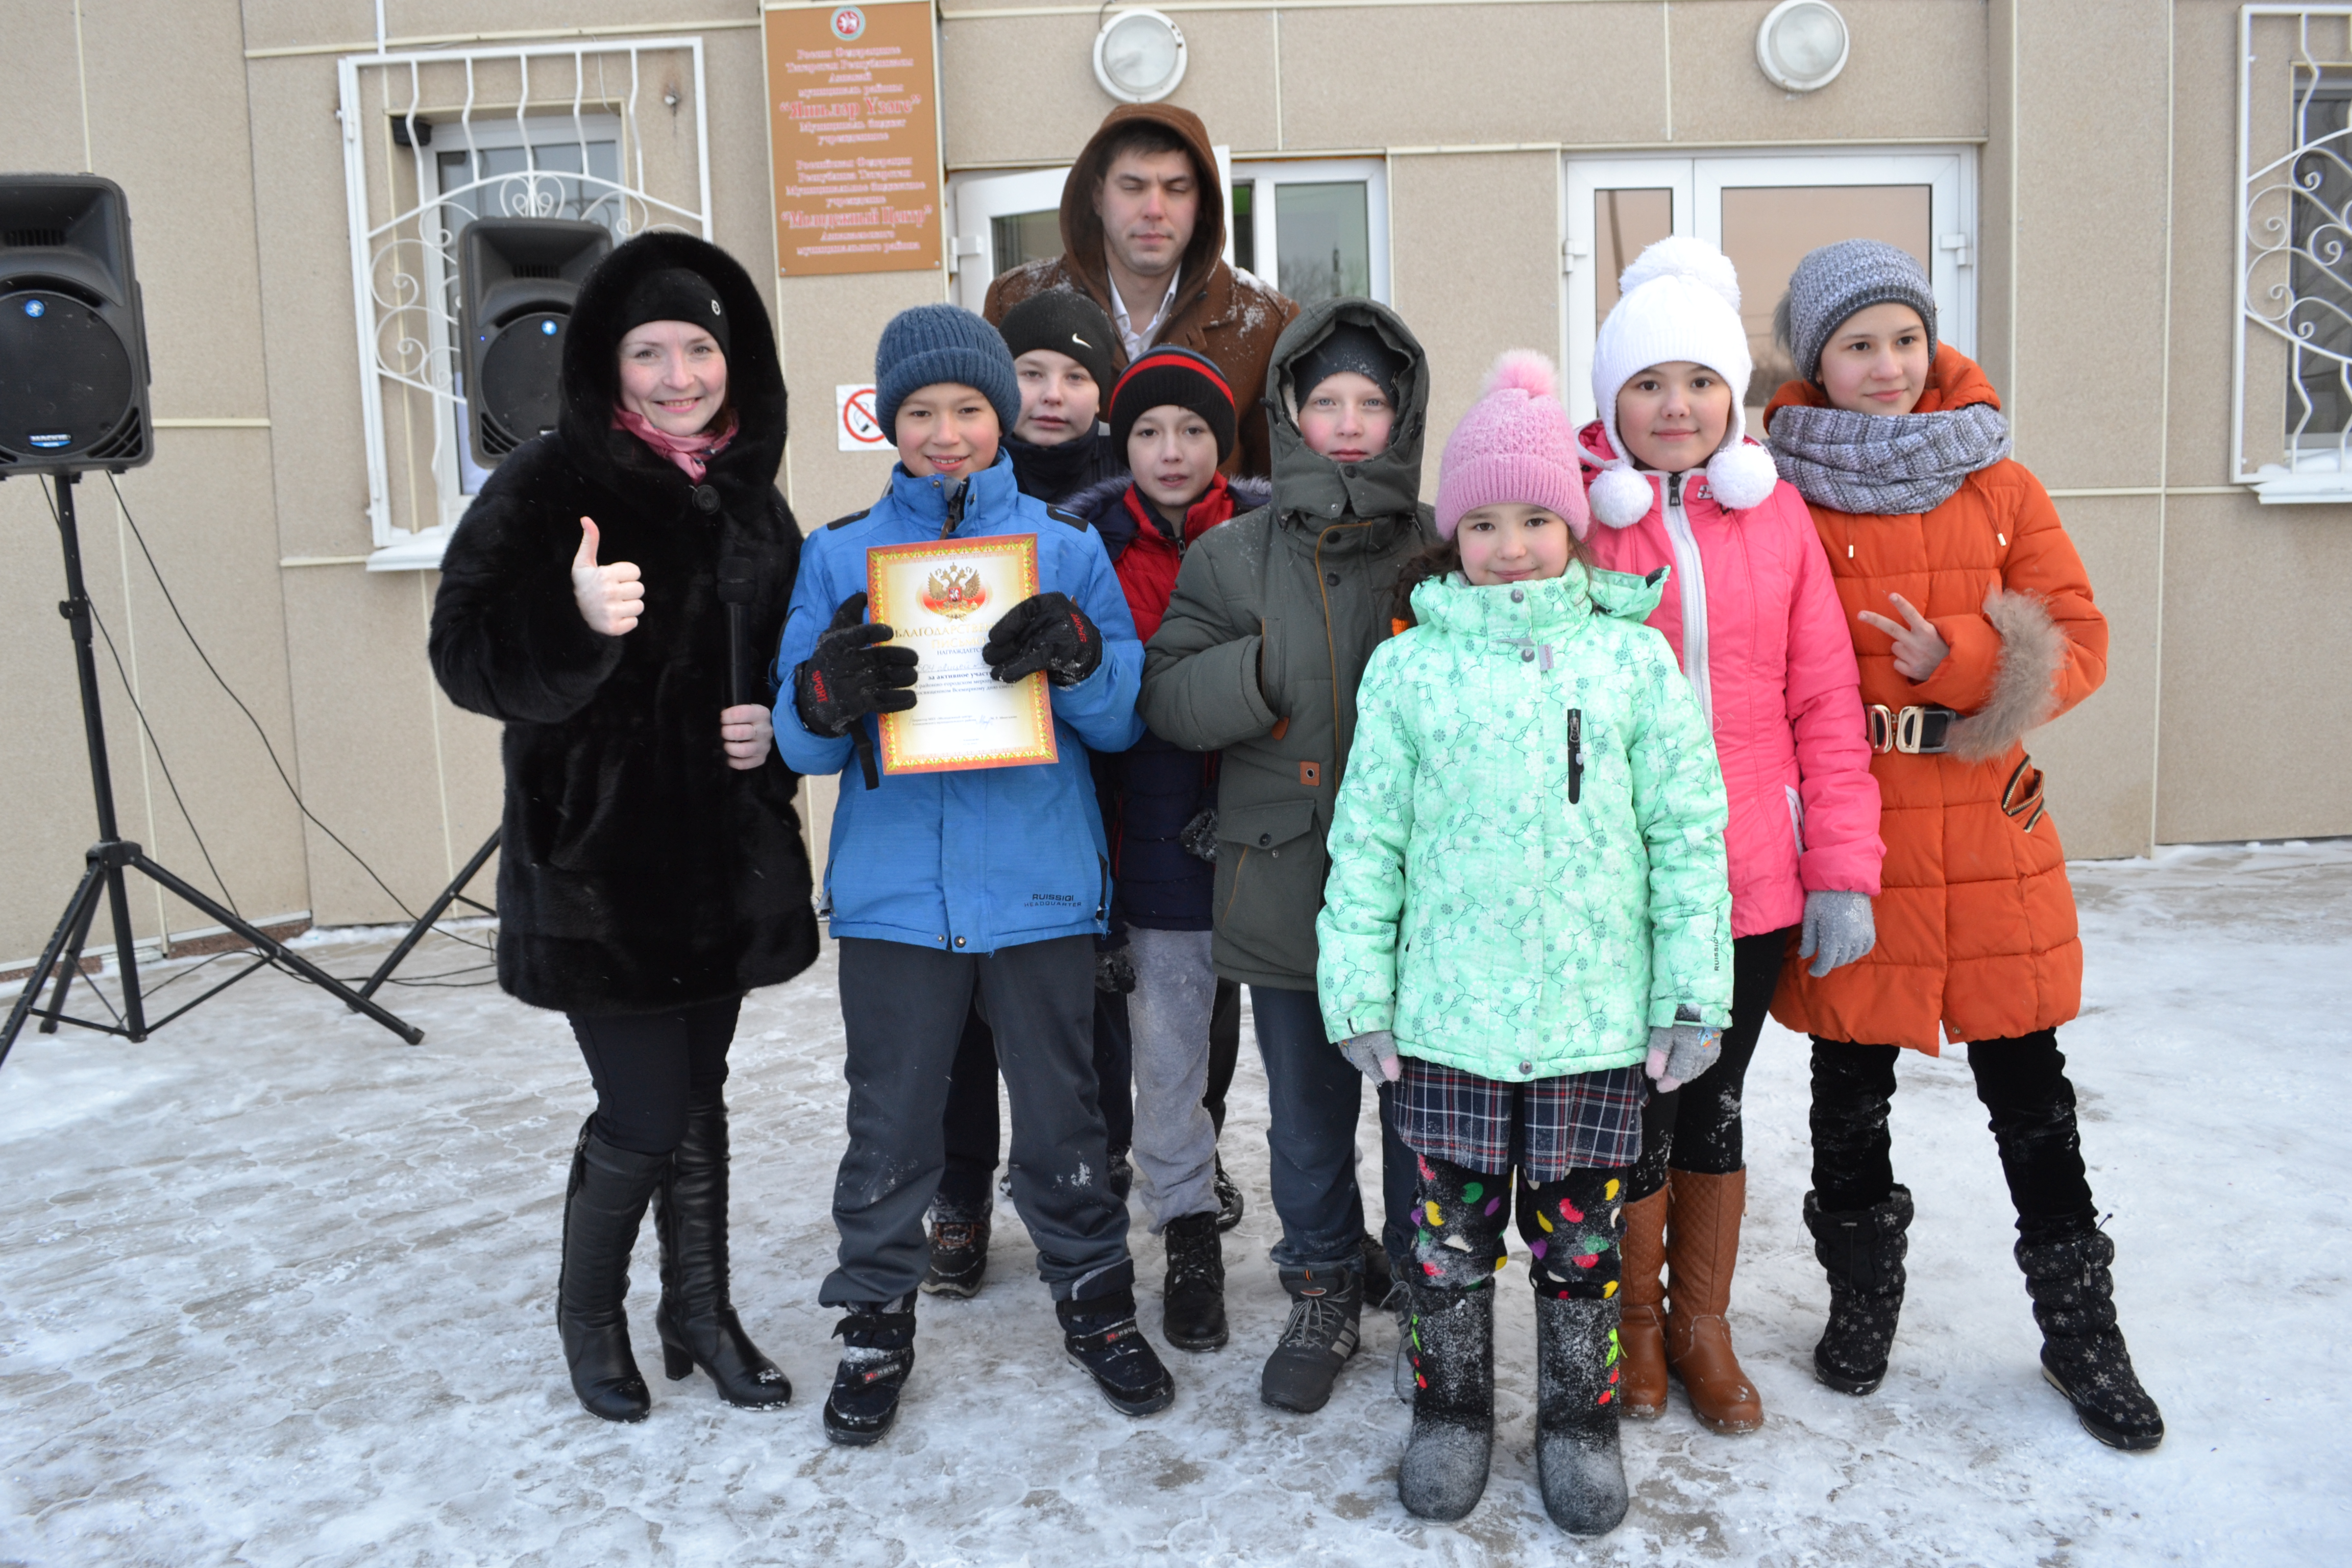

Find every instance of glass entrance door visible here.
[1562,151,1974,427]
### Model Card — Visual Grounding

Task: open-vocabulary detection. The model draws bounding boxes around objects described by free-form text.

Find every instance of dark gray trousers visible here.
[822,935,1135,1308]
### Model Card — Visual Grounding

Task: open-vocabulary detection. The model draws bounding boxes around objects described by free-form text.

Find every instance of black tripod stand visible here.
[0,474,424,1070]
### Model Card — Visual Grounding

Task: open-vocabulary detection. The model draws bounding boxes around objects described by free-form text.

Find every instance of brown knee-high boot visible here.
[1615,1185,1670,1419]
[1663,1168,1763,1434]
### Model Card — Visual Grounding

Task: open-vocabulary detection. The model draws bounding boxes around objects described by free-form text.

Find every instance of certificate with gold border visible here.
[866,534,1058,774]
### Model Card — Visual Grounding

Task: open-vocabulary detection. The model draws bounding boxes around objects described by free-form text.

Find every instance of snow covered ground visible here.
[2,840,2347,1567]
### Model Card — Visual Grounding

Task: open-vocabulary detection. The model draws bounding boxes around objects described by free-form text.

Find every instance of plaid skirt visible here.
[1393,1058,1645,1183]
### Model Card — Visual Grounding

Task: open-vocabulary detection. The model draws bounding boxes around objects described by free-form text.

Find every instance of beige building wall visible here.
[4,0,2347,968]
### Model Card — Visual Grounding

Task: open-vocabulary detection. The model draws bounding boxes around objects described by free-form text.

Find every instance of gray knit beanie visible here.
[874,303,1023,439]
[1777,239,1938,384]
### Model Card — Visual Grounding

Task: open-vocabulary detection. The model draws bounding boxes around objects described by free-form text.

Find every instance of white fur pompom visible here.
[1588,463,1657,529]
[1705,442,1780,511]
[1617,235,1742,313]
[1481,349,1558,402]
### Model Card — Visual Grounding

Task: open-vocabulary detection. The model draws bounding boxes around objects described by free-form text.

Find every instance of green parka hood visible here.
[1264,297,1429,545]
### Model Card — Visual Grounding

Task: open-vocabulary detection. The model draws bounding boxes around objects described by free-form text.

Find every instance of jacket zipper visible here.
[1566,708,1584,804]
[1662,472,1713,726]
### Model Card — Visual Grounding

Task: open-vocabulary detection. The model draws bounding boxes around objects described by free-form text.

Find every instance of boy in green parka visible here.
[1315,352,1733,1537]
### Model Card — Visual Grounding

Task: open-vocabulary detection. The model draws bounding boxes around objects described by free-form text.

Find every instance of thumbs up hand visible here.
[571,517,644,636]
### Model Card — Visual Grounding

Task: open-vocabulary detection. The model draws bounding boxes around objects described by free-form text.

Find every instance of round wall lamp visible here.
[1756,0,1849,93]
[1094,8,1188,103]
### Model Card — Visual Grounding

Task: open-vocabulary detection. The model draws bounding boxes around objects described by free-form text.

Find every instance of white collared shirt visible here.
[1110,270,1181,360]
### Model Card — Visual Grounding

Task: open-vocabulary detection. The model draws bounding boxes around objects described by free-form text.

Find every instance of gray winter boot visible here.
[1534,1293,1629,1536]
[1396,1280,1494,1521]
[2018,1228,2164,1451]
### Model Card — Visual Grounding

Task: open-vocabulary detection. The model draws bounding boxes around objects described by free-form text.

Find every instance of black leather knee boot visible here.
[654,1092,792,1409]
[558,1116,669,1422]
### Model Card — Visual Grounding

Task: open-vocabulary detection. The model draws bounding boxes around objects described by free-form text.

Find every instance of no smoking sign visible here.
[836,384,888,451]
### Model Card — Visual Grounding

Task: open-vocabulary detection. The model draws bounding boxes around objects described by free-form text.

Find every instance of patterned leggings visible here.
[1409,1149,1631,1300]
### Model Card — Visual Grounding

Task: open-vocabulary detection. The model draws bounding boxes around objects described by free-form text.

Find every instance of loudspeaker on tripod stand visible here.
[0,173,153,475]
[459,217,610,468]
[0,173,420,1067]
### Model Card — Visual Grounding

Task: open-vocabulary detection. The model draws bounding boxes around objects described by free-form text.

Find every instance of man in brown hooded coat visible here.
[984,103,1297,479]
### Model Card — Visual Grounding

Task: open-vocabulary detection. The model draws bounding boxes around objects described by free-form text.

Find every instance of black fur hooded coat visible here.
[428,233,818,1015]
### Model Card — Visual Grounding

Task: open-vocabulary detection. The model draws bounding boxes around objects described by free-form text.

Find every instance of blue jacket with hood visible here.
[773,453,1146,952]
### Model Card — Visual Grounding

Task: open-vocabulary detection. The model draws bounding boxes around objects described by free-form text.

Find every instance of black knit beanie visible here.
[1109,347,1236,464]
[1288,321,1404,409]
[614,266,730,355]
[997,290,1118,398]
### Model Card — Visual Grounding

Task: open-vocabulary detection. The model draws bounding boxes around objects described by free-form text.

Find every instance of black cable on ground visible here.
[102,474,496,961]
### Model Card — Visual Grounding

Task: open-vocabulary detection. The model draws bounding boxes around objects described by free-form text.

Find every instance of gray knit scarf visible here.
[1767,400,2013,516]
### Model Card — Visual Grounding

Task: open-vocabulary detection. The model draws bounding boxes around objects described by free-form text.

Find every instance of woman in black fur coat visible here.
[429,232,818,1423]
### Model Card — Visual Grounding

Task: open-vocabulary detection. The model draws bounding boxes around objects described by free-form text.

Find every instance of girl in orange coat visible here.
[1760,240,2162,1451]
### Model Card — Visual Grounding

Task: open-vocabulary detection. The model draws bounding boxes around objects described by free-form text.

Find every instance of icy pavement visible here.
[2,842,2347,1567]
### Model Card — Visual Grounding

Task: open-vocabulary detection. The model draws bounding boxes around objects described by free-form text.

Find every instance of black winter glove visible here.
[983,592,1102,688]
[794,591,918,738]
[1095,945,1137,995]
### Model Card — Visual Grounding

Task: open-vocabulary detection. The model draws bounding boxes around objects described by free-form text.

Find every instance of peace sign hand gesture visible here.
[1856,593,1949,682]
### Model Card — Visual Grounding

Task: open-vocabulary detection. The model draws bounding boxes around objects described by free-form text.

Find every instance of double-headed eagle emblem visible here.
[921,563,987,619]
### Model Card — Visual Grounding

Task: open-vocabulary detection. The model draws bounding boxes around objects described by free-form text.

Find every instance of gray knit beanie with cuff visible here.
[1778,239,1939,384]
[874,303,1024,440]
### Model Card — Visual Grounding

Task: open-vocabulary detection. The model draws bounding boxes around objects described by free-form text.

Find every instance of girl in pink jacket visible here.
[1576,237,1883,1437]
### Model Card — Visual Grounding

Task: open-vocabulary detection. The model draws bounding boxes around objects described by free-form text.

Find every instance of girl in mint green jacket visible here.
[1314,354,1733,1538]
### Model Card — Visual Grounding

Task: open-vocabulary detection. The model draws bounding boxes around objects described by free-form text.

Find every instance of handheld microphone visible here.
[716,555,756,710]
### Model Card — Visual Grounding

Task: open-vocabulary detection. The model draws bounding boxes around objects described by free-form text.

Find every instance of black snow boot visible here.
[2017,1228,2165,1451]
[1803,1185,1914,1395]
[1060,1290,1177,1415]
[920,1200,990,1299]
[1160,1211,1228,1352]
[1213,1153,1245,1232]
[822,1294,917,1446]
[1534,1293,1630,1535]
[1260,1264,1363,1413]
[654,1093,791,1409]
[1396,1280,1494,1521]
[557,1116,669,1423]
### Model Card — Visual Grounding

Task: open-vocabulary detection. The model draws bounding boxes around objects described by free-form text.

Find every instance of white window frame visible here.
[336,39,712,570]
[2235,6,2352,500]
[1560,149,1976,428]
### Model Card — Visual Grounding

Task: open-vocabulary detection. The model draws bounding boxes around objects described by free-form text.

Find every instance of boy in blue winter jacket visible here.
[773,305,1173,1444]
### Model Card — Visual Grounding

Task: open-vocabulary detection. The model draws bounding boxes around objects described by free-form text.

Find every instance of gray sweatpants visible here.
[1126,926,1220,1232]
[822,935,1134,1308]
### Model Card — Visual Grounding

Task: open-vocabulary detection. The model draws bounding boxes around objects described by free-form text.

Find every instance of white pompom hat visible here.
[1583,235,1781,528]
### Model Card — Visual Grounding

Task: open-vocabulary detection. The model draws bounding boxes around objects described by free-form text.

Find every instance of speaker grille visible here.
[86,406,146,463]
[4,228,65,247]
[511,262,559,280]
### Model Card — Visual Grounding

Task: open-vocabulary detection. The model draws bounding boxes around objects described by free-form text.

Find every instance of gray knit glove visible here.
[1338,1029,1402,1086]
[1645,1020,1723,1094]
[1799,889,1877,977]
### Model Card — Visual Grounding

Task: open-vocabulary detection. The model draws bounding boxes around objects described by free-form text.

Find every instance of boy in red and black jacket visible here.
[1065,348,1266,1355]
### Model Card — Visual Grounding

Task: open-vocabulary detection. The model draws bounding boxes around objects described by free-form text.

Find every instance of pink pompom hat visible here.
[1433,350,1591,542]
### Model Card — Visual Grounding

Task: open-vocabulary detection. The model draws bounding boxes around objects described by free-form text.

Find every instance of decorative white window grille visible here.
[2236,7,2352,501]
[336,39,712,567]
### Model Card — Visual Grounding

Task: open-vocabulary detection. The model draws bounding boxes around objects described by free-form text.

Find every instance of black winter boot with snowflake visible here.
[1803,1185,1913,1395]
[822,1294,916,1446]
[1059,1290,1176,1415]
[1396,1278,1494,1521]
[2017,1228,2164,1451]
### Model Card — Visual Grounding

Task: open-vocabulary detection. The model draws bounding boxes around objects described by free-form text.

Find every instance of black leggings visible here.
[1628,927,1792,1203]
[566,995,741,1155]
[1811,1030,2097,1244]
